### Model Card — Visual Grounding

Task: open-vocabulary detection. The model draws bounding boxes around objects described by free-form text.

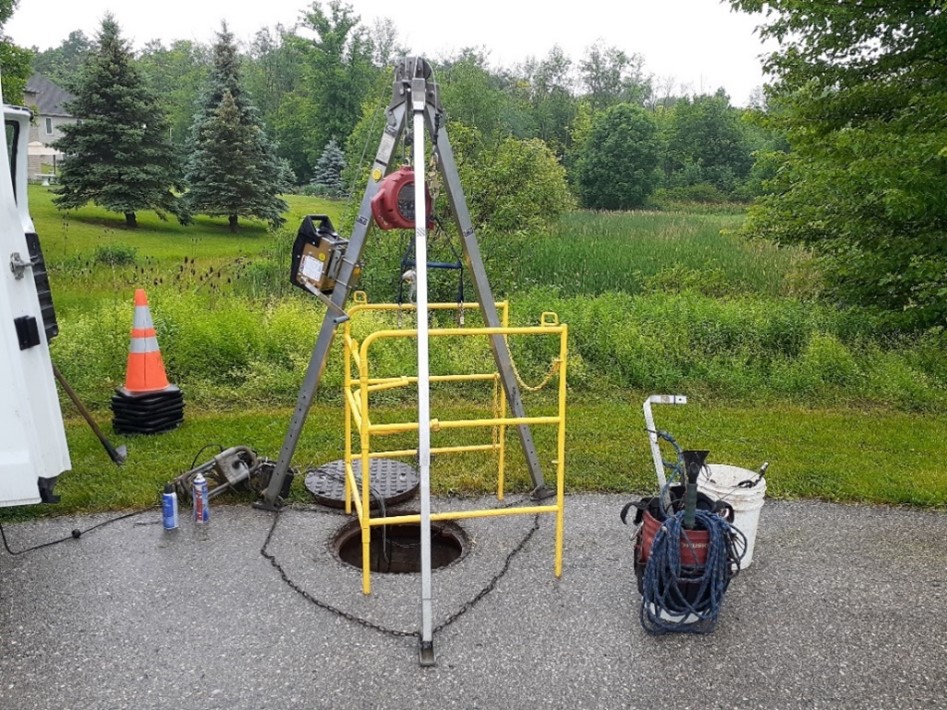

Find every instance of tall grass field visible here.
[7,185,945,516]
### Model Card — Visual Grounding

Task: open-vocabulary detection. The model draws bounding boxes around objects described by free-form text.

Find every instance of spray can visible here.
[192,473,209,524]
[161,483,178,530]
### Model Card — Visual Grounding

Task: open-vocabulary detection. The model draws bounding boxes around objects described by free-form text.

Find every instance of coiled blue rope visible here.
[640,508,745,635]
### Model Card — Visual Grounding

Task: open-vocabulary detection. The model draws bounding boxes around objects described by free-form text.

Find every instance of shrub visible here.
[92,243,137,266]
[772,333,863,396]
[463,136,575,235]
[48,286,947,413]
[574,103,659,210]
[652,183,731,205]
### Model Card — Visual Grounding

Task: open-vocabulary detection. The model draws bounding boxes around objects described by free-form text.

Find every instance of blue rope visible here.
[640,508,745,635]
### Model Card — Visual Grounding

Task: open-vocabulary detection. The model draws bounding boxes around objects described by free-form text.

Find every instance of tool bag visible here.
[620,486,736,595]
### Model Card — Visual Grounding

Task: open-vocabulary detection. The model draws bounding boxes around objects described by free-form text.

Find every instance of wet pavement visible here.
[2,494,946,709]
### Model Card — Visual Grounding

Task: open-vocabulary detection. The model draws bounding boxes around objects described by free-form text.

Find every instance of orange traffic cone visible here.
[124,289,170,393]
[111,289,184,435]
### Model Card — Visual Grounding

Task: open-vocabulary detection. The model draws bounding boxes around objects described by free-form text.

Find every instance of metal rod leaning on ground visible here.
[51,361,127,465]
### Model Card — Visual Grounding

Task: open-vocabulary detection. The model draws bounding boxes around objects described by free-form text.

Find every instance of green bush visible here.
[50,300,130,399]
[574,104,660,210]
[510,288,947,409]
[463,136,575,235]
[92,243,138,266]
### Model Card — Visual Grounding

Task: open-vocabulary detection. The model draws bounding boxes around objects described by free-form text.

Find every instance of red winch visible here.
[370,166,433,230]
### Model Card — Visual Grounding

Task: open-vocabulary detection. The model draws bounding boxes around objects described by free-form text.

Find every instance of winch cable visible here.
[303,466,395,569]
[640,507,746,635]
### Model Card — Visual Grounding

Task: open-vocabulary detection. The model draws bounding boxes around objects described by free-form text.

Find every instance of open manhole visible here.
[332,517,469,574]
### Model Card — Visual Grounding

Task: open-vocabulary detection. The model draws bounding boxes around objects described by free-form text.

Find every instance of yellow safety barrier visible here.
[340,295,568,595]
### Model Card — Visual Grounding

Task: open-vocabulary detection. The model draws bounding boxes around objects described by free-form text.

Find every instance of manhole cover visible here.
[332,518,469,574]
[304,458,419,509]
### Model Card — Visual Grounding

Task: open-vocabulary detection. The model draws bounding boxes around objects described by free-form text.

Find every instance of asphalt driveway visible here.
[2,495,946,709]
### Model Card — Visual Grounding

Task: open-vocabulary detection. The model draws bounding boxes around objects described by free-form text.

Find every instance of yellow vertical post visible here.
[554,326,568,578]
[497,304,509,500]
[360,342,373,595]
[343,325,353,515]
[494,376,505,500]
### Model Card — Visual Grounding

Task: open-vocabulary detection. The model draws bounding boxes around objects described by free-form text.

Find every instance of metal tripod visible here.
[257,56,553,661]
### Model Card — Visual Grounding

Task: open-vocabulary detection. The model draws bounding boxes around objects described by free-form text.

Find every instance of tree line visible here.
[26,1,777,209]
[1,0,942,331]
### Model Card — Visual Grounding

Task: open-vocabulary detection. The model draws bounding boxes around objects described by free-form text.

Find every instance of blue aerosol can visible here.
[161,483,179,530]
[192,473,209,524]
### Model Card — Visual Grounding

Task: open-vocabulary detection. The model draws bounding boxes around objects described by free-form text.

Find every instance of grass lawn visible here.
[31,186,342,314]
[0,393,937,522]
[4,188,943,519]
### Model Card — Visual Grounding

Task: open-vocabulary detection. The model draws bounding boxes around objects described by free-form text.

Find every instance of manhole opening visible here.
[332,518,469,574]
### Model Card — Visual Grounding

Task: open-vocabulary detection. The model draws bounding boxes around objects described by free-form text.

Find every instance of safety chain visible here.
[433,514,540,635]
[260,507,417,638]
[259,503,541,641]
[510,351,562,393]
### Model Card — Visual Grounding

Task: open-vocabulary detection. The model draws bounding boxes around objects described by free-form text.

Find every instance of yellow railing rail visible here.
[340,296,568,595]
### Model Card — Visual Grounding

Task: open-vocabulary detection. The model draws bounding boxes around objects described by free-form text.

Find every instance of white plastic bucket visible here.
[697,464,766,568]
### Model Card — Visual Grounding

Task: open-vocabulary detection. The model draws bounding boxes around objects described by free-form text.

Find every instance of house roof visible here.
[24,74,75,118]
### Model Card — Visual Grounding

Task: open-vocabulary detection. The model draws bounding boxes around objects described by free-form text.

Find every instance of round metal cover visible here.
[305,458,419,508]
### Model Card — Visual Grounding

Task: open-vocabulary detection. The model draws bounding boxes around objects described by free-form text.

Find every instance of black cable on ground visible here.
[0,506,156,557]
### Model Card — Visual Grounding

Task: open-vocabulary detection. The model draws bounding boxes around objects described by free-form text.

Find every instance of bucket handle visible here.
[738,462,769,488]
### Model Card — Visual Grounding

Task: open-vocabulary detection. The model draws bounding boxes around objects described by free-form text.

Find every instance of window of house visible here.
[44,117,53,135]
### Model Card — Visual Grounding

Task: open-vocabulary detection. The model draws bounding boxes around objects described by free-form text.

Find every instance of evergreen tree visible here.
[53,15,183,228]
[309,137,346,196]
[184,23,289,231]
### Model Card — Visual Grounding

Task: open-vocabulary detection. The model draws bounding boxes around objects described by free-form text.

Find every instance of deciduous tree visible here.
[663,90,753,195]
[729,0,947,327]
[0,0,32,104]
[30,30,91,91]
[579,44,650,111]
[574,103,659,210]
[519,46,578,157]
[437,49,506,143]
[280,1,378,182]
[137,39,210,149]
